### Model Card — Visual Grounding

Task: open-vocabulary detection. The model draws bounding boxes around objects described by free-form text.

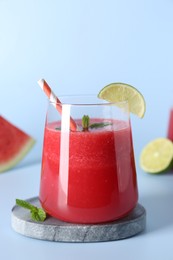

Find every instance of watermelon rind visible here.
[0,137,35,173]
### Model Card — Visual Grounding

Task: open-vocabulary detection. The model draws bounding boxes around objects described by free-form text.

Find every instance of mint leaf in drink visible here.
[89,122,112,129]
[16,199,47,222]
[82,115,90,131]
[82,115,113,131]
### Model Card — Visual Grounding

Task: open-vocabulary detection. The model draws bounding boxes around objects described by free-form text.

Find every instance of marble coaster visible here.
[11,197,146,243]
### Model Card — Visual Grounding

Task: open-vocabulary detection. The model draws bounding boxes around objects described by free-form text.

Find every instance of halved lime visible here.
[98,82,146,118]
[140,138,173,174]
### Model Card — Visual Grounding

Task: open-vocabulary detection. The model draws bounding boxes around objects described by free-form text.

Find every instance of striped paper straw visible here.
[37,79,77,131]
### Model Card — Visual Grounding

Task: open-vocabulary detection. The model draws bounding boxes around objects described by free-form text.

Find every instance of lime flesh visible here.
[98,82,146,118]
[140,138,173,174]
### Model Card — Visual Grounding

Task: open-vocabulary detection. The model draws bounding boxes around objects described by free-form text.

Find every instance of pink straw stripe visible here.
[38,79,77,131]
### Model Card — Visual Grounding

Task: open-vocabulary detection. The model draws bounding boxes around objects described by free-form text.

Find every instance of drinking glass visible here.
[39,95,138,224]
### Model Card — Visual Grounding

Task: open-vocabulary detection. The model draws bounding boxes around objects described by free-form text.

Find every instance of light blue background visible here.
[1,0,173,167]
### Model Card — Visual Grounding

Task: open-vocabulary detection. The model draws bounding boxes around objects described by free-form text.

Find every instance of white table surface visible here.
[0,162,173,260]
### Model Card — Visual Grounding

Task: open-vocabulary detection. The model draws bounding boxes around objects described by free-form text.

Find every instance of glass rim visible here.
[48,94,129,107]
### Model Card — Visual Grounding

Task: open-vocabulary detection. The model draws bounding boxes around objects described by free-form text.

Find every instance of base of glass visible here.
[11,196,146,242]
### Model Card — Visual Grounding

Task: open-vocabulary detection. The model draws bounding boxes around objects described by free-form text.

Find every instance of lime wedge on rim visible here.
[98,82,146,118]
[140,138,173,174]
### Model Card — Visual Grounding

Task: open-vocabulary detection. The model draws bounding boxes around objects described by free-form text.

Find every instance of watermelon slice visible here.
[167,108,173,142]
[0,115,35,173]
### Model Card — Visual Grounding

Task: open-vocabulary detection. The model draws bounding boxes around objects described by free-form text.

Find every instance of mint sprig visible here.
[16,199,47,222]
[55,115,113,132]
[82,115,112,131]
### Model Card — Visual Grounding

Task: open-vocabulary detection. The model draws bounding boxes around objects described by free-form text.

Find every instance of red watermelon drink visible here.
[39,96,138,224]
